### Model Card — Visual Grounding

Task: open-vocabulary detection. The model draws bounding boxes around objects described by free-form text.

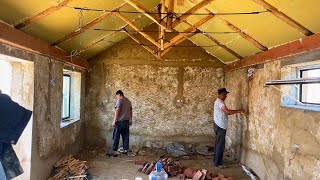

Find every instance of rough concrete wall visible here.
[225,52,320,179]
[85,36,225,148]
[0,43,86,180]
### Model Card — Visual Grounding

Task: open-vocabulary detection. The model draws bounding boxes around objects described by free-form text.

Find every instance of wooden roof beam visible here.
[52,2,127,46]
[252,0,313,36]
[123,30,159,59]
[225,33,320,71]
[80,14,144,53]
[189,0,267,51]
[0,21,88,69]
[114,12,161,48]
[14,0,74,29]
[164,14,215,49]
[171,0,215,28]
[124,0,167,29]
[167,0,175,29]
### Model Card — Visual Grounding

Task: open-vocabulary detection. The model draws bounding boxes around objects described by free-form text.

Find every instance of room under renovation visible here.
[0,0,319,179]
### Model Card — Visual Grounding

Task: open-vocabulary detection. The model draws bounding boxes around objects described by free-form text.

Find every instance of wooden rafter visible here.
[219,19,268,51]
[252,0,313,36]
[182,19,242,59]
[167,0,175,29]
[80,15,144,53]
[14,0,73,29]
[164,14,215,50]
[225,33,320,71]
[159,0,166,51]
[114,12,161,48]
[171,0,215,28]
[123,30,159,59]
[52,2,127,46]
[0,21,88,69]
[124,0,166,29]
[189,0,267,51]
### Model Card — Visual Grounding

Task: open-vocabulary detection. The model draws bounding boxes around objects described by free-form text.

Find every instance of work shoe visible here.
[123,150,128,154]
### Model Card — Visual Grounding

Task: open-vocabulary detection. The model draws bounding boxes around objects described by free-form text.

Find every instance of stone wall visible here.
[0,43,86,180]
[85,35,225,148]
[225,49,320,179]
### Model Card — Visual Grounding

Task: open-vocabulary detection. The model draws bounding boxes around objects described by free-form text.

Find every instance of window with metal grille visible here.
[299,68,320,105]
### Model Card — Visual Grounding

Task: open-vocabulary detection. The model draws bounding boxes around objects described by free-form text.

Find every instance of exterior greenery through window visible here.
[299,68,320,105]
[62,74,71,119]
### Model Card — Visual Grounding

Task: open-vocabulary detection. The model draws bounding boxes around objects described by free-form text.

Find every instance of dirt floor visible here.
[78,147,250,180]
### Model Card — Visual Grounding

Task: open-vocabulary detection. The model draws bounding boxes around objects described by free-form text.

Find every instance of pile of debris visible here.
[135,157,233,180]
[47,155,88,180]
[136,157,183,176]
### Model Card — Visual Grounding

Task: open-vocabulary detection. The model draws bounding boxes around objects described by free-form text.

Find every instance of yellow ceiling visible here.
[0,0,319,63]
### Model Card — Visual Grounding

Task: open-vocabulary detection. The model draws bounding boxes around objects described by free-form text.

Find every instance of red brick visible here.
[184,168,194,178]
[192,171,203,180]
[141,163,150,173]
[205,172,212,180]
[168,165,180,175]
[212,178,218,180]
[201,169,207,180]
[177,174,186,179]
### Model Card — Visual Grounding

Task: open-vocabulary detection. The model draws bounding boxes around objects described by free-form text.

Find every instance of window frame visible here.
[62,74,71,120]
[298,66,320,105]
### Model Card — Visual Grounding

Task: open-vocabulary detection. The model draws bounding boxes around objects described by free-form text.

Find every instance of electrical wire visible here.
[101,39,220,48]
[92,28,238,34]
[63,6,268,16]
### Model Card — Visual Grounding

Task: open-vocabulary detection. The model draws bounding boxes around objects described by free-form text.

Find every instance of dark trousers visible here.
[112,120,130,151]
[214,123,226,166]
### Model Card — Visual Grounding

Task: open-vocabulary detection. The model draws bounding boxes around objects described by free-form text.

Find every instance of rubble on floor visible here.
[47,155,88,180]
[135,157,234,180]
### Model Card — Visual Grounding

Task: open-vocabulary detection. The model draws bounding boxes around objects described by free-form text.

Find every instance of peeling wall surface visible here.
[226,50,320,180]
[0,43,86,180]
[85,37,225,148]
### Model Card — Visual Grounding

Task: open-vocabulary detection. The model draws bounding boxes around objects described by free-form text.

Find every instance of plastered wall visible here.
[225,49,320,180]
[85,35,225,148]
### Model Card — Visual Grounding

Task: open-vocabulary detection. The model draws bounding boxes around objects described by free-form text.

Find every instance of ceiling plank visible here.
[123,30,159,59]
[52,2,127,46]
[171,0,215,28]
[80,15,144,54]
[114,12,161,48]
[189,0,268,51]
[225,33,320,71]
[203,33,242,59]
[14,0,74,29]
[252,0,313,36]
[124,0,166,29]
[167,0,175,29]
[220,19,268,51]
[0,21,88,69]
[161,31,198,57]
[164,14,215,50]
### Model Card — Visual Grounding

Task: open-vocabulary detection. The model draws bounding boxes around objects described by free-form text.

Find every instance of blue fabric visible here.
[0,94,32,145]
[112,120,130,151]
[0,143,23,179]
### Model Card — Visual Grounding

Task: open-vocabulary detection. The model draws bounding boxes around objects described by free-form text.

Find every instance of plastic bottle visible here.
[148,162,168,180]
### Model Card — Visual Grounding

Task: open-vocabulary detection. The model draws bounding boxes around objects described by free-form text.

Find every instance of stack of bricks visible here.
[179,168,234,180]
[135,157,233,180]
[136,157,183,176]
